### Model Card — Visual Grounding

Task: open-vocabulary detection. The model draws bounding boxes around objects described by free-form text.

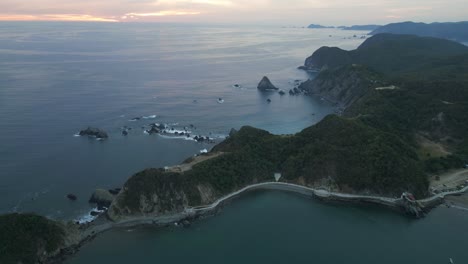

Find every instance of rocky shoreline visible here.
[47,181,467,263]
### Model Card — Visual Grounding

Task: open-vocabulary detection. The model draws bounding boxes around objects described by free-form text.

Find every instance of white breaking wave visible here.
[74,207,105,224]
[142,115,157,119]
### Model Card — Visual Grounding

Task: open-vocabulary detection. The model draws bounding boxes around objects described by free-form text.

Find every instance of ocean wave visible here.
[142,115,157,119]
[74,207,105,224]
[130,115,158,121]
[158,134,196,141]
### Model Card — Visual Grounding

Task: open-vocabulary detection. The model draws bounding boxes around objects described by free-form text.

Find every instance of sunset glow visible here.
[0,0,466,24]
[0,14,118,22]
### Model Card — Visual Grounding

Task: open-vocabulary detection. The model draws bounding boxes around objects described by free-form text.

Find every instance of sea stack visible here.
[79,127,109,139]
[257,76,278,91]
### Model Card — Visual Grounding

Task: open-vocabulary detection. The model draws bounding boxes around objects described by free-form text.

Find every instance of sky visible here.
[0,0,467,25]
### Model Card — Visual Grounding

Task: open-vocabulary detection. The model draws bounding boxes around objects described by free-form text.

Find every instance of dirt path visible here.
[166,152,224,173]
[430,169,468,191]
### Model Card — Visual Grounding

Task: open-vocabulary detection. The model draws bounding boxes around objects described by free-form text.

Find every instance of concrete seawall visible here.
[90,182,468,232]
[54,181,467,264]
[189,182,402,216]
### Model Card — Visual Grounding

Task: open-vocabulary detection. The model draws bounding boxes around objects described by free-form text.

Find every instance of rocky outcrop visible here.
[257,76,278,91]
[66,194,77,201]
[299,65,383,108]
[79,127,108,139]
[107,169,194,221]
[89,189,115,209]
[229,128,238,137]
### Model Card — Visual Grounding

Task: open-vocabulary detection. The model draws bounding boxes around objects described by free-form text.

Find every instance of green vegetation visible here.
[114,33,468,216]
[305,34,468,77]
[117,115,428,213]
[369,21,468,43]
[0,213,65,264]
[306,34,468,174]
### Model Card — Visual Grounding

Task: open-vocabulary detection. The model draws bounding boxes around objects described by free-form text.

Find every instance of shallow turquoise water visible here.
[67,190,468,264]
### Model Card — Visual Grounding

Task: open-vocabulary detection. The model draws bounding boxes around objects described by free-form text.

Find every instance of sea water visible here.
[66,190,468,264]
[0,22,364,220]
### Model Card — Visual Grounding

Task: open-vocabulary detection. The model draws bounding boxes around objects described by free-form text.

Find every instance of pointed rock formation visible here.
[257,76,278,91]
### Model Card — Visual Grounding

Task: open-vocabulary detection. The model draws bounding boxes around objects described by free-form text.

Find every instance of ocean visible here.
[0,22,363,221]
[66,190,468,264]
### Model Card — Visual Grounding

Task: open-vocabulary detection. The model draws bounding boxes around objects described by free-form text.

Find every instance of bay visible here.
[67,190,468,264]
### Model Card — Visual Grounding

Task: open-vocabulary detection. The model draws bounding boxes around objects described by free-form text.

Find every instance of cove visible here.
[66,190,468,264]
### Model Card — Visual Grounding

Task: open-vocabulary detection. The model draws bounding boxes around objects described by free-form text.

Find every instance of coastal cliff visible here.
[298,64,384,108]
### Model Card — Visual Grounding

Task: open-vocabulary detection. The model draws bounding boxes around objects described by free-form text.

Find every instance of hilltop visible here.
[301,33,468,76]
[370,21,468,42]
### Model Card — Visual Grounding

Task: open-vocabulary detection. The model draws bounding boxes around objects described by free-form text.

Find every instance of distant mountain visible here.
[302,33,468,76]
[307,24,334,29]
[370,21,468,42]
[338,25,381,31]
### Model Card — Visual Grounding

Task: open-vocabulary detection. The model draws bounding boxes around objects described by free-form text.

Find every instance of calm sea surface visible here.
[0,22,363,220]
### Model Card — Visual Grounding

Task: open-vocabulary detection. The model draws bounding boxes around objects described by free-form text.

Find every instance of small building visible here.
[274,173,282,182]
[402,192,416,202]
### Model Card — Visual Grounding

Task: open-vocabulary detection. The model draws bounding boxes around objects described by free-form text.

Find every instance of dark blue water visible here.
[0,22,365,220]
[67,191,468,264]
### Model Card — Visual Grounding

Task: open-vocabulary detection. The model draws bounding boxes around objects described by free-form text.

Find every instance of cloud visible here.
[0,13,118,22]
[0,0,466,23]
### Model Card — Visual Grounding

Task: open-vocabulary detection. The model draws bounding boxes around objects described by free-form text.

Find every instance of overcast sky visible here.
[0,0,466,24]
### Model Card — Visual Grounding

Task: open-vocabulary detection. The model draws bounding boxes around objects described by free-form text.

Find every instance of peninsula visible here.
[2,33,468,264]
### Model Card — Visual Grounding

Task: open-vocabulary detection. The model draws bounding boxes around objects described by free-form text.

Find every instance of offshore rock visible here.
[79,127,109,139]
[66,194,77,201]
[257,76,278,91]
